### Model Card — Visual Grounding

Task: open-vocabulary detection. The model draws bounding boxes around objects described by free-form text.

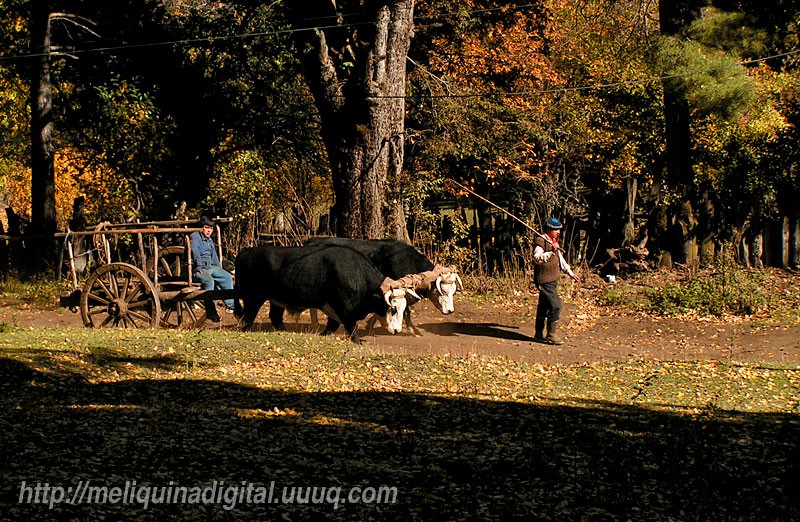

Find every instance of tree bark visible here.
[28,1,57,268]
[750,230,763,269]
[698,190,716,265]
[622,177,637,246]
[791,212,800,268]
[779,216,790,268]
[30,2,56,235]
[659,0,701,264]
[289,1,414,239]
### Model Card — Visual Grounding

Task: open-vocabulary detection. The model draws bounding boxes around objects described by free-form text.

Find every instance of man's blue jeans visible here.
[195,265,235,310]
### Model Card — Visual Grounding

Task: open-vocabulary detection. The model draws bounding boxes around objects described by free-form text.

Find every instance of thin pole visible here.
[446,178,562,252]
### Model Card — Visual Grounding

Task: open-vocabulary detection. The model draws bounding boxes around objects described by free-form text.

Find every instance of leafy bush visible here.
[599,285,634,307]
[647,250,770,317]
[0,276,69,305]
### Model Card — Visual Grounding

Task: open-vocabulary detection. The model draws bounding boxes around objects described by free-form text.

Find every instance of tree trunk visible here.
[25,1,58,271]
[750,230,764,269]
[659,0,701,264]
[29,1,57,267]
[622,177,637,246]
[779,216,790,268]
[698,190,715,265]
[289,1,414,239]
[791,212,800,268]
[679,200,699,268]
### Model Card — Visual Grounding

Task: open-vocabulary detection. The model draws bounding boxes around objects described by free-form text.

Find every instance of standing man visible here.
[190,215,234,322]
[533,218,581,345]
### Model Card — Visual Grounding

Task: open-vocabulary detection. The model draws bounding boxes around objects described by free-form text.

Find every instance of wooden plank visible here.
[64,227,205,237]
[158,288,236,302]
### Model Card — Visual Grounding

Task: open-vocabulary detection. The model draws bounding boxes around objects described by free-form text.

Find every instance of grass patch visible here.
[598,282,649,309]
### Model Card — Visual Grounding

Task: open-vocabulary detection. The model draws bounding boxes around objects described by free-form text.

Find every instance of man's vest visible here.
[534,236,561,284]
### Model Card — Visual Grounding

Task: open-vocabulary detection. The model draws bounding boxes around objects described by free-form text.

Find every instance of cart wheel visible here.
[93,222,112,265]
[148,245,188,280]
[147,245,202,328]
[80,262,161,328]
[160,295,204,329]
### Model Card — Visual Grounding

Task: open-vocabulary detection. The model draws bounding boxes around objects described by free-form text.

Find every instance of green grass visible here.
[2,326,797,412]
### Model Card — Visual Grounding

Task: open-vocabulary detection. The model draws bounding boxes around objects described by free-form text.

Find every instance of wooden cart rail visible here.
[65,227,204,236]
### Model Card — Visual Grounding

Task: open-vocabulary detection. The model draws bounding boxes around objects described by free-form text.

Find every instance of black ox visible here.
[270,238,461,336]
[233,244,411,343]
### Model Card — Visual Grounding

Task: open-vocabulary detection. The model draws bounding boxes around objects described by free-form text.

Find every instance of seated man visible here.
[190,215,234,322]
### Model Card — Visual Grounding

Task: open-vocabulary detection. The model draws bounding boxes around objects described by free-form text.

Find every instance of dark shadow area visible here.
[418,322,537,342]
[7,349,189,378]
[1,357,798,521]
[83,351,186,372]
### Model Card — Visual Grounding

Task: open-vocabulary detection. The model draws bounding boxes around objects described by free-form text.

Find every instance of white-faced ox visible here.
[233,244,414,343]
[269,238,461,336]
[433,270,463,315]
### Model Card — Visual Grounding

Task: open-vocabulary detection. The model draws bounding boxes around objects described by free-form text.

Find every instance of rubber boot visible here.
[544,320,564,345]
[534,317,546,341]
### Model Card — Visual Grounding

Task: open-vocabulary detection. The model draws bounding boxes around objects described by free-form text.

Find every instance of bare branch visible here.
[49,13,102,39]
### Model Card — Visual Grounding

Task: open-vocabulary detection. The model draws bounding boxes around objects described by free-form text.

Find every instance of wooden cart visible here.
[59,219,234,329]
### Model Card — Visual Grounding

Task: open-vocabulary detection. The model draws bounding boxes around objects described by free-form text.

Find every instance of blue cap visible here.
[544,217,563,230]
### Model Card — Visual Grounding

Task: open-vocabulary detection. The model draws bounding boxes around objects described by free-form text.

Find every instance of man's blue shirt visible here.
[190,231,221,270]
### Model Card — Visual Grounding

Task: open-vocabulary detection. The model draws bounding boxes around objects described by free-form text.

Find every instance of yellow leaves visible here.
[58,147,136,224]
[236,407,299,419]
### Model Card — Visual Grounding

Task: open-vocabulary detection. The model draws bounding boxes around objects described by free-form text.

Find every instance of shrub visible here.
[646,249,770,317]
[599,285,633,307]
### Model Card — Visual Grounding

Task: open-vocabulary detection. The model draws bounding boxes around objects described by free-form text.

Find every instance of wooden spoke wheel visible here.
[147,245,202,328]
[148,245,189,281]
[79,263,161,328]
[92,222,112,265]
[160,296,203,329]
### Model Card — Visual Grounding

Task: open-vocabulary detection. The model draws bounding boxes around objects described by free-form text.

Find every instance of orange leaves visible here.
[428,7,558,96]
[1,151,88,230]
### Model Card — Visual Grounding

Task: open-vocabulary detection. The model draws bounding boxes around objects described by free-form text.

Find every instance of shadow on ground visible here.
[1,357,798,521]
[415,322,537,343]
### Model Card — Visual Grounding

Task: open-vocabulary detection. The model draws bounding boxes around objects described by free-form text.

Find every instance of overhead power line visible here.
[0,2,542,63]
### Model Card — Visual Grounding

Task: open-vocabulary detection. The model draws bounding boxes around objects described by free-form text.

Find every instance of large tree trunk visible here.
[289,1,414,239]
[29,1,57,266]
[659,0,701,266]
[698,191,716,265]
[791,211,800,268]
[30,2,56,234]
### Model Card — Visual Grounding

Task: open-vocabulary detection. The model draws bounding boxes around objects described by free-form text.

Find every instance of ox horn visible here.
[455,273,464,290]
[384,289,394,306]
[435,275,443,295]
[406,287,421,300]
